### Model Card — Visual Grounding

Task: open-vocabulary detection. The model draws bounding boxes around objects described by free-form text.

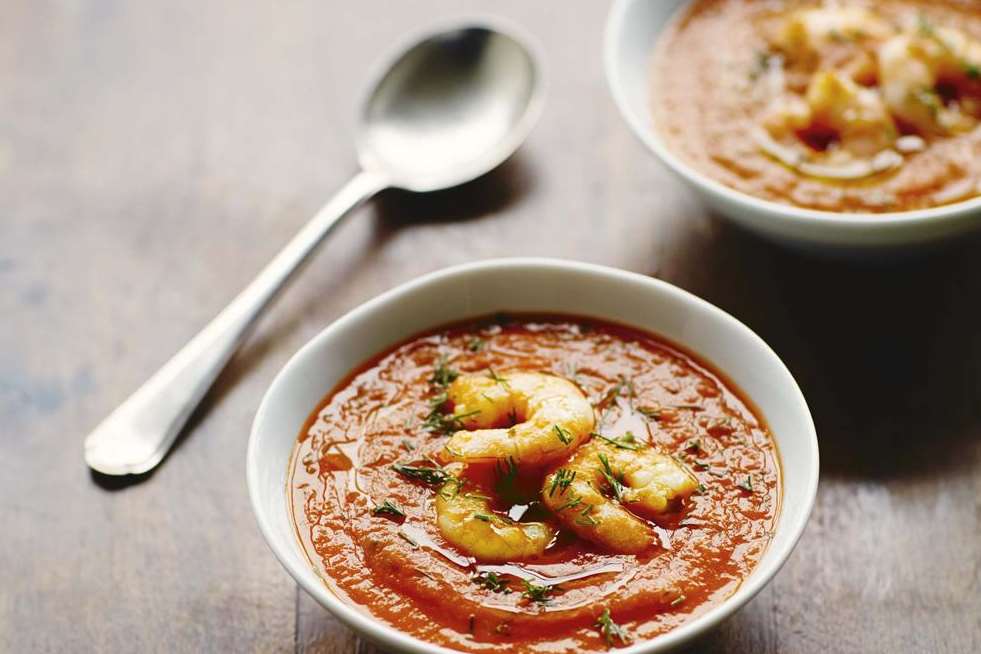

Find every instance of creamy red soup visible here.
[289,314,781,652]
[653,0,981,212]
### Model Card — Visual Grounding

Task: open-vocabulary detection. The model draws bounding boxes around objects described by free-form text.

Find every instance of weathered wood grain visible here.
[1,1,979,653]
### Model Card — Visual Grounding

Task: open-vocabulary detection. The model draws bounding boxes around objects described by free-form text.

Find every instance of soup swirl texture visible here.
[289,315,781,652]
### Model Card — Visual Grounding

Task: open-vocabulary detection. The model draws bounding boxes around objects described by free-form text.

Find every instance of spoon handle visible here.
[84,169,389,476]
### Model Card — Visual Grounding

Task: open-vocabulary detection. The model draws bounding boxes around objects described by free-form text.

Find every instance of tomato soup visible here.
[289,315,781,652]
[653,0,981,212]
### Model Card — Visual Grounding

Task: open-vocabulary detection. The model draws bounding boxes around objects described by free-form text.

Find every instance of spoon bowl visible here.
[359,24,543,192]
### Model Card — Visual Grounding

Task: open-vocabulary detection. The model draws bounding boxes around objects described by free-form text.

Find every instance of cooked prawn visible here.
[541,439,698,554]
[439,372,594,466]
[776,7,893,58]
[434,463,553,562]
[758,70,902,179]
[878,24,981,136]
[772,7,893,85]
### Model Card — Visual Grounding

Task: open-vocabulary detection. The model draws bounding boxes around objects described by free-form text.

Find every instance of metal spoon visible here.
[85,21,543,475]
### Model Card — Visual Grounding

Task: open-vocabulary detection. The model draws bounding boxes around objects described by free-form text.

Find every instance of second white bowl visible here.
[604,0,981,250]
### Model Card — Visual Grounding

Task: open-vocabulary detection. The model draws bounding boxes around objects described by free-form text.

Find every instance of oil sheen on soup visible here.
[289,315,781,652]
[653,0,981,212]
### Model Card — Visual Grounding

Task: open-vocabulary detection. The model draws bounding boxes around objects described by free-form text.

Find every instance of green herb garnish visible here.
[598,452,626,502]
[548,468,576,497]
[553,424,573,445]
[487,367,510,389]
[575,504,599,526]
[467,337,486,352]
[736,475,754,493]
[597,375,635,412]
[917,13,936,38]
[422,389,480,435]
[495,456,518,482]
[371,500,405,519]
[595,432,641,450]
[493,456,525,505]
[430,354,459,387]
[392,462,454,486]
[521,580,557,603]
[474,513,493,522]
[437,477,464,500]
[473,571,511,593]
[595,607,630,646]
[749,50,776,82]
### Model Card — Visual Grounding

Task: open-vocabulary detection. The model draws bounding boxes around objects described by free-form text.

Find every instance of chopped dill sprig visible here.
[473,513,493,522]
[421,390,479,435]
[392,462,454,486]
[736,475,754,493]
[548,468,576,497]
[422,408,479,435]
[473,571,511,594]
[575,504,599,527]
[749,50,778,82]
[557,495,583,512]
[371,500,405,520]
[494,456,522,504]
[429,354,459,387]
[553,424,573,445]
[595,431,641,450]
[595,607,630,646]
[521,580,557,603]
[400,439,415,452]
[598,452,626,502]
[487,367,510,389]
[917,12,936,38]
[437,477,464,500]
[467,337,486,352]
[599,375,636,410]
[496,456,518,482]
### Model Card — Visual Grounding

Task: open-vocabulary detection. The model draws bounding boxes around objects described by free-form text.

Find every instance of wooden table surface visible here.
[3,1,980,652]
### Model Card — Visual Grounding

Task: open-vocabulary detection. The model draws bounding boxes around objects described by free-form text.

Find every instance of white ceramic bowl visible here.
[605,0,981,250]
[247,258,819,653]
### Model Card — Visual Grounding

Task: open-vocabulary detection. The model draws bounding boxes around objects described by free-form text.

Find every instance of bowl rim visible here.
[247,257,820,654]
[603,0,981,234]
